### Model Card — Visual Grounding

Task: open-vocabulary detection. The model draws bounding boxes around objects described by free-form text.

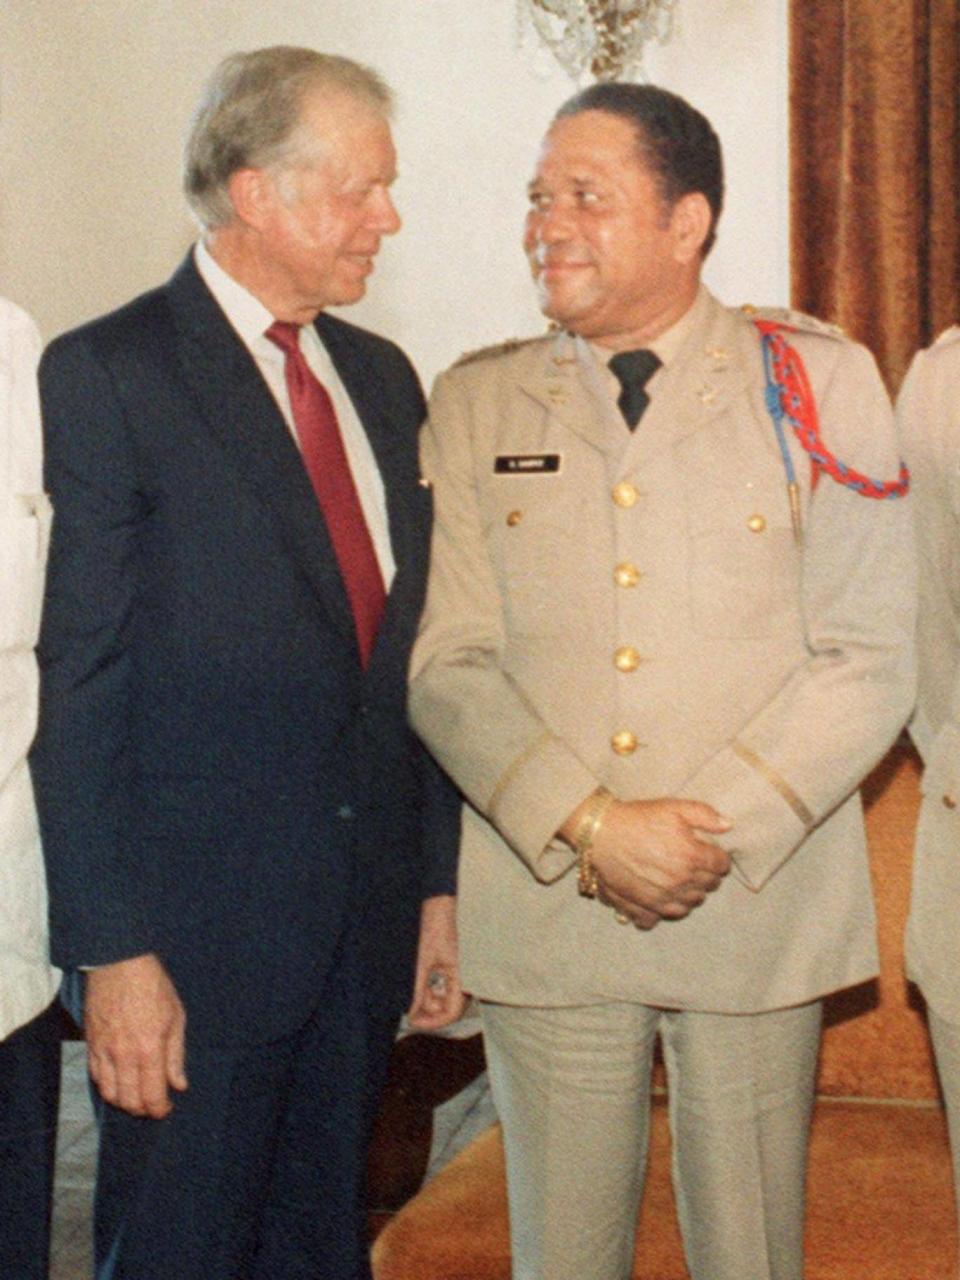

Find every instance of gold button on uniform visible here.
[506,510,523,527]
[614,646,641,672]
[613,563,641,588]
[747,514,766,533]
[944,794,957,810]
[612,482,638,508]
[611,730,638,755]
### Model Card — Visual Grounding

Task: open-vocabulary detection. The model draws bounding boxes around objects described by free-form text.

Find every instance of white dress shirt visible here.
[195,242,395,588]
[0,297,59,1039]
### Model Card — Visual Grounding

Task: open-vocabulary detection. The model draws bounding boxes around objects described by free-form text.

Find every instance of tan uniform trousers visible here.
[481,999,823,1280]
[927,1008,960,1272]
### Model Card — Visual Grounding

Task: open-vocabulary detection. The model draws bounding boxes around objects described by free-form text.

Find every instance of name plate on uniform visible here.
[494,454,562,475]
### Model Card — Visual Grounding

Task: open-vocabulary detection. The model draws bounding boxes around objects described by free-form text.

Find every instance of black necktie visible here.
[608,349,661,429]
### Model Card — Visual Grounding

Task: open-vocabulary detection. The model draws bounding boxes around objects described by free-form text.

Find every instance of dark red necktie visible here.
[266,321,386,667]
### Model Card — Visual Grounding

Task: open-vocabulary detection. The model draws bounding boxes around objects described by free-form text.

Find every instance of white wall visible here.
[0,0,787,386]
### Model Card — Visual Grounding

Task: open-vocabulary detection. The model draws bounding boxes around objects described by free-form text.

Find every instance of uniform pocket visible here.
[687,522,801,638]
[482,480,587,635]
[0,495,52,649]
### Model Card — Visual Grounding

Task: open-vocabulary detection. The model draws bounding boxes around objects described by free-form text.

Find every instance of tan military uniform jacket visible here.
[899,328,960,1025]
[0,297,58,1039]
[410,288,915,1013]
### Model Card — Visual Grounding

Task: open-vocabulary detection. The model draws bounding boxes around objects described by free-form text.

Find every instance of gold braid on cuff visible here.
[574,788,616,898]
[731,739,813,828]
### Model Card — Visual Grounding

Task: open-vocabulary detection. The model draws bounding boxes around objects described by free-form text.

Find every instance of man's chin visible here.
[536,282,597,332]
[537,291,573,328]
[326,279,369,309]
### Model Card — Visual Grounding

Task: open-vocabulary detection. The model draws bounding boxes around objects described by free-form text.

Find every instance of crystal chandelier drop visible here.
[518,0,677,83]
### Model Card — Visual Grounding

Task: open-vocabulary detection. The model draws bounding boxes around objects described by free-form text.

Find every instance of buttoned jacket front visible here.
[410,288,916,1013]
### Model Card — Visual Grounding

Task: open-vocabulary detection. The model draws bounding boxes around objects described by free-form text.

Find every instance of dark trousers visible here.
[92,941,400,1280]
[0,999,61,1280]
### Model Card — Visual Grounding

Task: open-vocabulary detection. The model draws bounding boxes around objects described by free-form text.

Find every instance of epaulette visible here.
[931,324,960,349]
[453,335,544,368]
[740,303,845,340]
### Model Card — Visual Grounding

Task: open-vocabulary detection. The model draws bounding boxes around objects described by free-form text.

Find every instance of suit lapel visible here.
[165,256,357,647]
[313,313,413,576]
[313,312,428,680]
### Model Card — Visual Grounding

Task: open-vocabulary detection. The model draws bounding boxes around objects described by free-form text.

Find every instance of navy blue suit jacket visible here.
[32,254,458,1047]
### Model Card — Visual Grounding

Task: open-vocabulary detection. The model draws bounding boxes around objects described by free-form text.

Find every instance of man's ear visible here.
[671,191,711,264]
[226,167,276,231]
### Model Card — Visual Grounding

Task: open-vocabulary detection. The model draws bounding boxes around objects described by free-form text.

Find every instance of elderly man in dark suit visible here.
[33,46,462,1280]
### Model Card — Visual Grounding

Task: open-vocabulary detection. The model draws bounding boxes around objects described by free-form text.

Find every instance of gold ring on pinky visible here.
[614,912,630,925]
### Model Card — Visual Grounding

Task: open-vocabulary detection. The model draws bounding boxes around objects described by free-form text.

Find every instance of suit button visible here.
[746,514,767,533]
[614,646,641,672]
[944,794,957,810]
[613,562,641,588]
[611,730,638,755]
[337,804,354,820]
[612,482,639,508]
[506,510,523,527]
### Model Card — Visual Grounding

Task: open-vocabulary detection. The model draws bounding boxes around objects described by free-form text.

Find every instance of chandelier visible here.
[518,0,677,83]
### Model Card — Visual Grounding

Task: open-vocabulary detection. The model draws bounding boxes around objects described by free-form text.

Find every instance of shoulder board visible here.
[740,303,845,340]
[930,324,960,350]
[453,335,544,368]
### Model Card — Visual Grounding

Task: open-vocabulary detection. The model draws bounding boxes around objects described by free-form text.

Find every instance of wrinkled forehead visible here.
[530,110,665,203]
[533,110,646,178]
[292,87,394,159]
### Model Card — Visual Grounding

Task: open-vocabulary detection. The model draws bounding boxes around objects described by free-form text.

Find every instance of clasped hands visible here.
[562,796,733,930]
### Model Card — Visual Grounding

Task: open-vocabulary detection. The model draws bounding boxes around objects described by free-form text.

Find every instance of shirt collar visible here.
[194,240,280,353]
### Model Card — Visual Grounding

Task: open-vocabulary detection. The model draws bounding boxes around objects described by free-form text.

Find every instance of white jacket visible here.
[0,297,58,1038]
[899,327,960,1025]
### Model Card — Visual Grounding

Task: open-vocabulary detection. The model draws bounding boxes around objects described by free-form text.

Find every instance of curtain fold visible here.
[790,0,959,392]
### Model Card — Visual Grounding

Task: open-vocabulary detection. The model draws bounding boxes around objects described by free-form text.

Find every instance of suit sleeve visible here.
[899,340,960,803]
[366,336,464,901]
[677,338,917,889]
[416,741,461,898]
[31,332,153,967]
[409,369,599,884]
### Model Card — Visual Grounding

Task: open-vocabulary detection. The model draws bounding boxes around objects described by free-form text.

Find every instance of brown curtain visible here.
[791,0,960,393]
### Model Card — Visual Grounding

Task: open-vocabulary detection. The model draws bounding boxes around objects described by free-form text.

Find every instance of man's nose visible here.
[374,188,401,235]
[532,201,573,245]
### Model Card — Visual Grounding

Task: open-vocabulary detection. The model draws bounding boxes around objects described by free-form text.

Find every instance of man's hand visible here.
[563,797,733,928]
[406,894,468,1031]
[84,953,187,1119]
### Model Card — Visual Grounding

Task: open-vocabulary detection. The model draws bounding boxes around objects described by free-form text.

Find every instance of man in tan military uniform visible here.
[898,328,960,1265]
[410,84,915,1280]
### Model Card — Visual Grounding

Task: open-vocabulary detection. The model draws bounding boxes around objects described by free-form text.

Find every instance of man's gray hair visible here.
[184,46,393,229]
